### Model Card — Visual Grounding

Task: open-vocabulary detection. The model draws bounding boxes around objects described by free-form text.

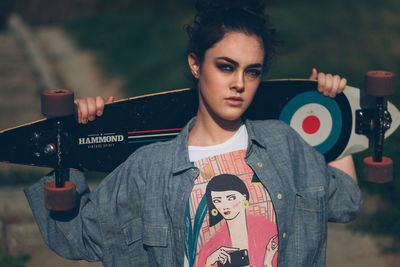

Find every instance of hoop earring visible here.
[242,200,249,208]
[211,209,218,216]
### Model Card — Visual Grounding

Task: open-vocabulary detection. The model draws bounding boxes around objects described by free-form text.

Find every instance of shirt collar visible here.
[171,117,267,175]
[242,117,267,149]
[172,117,196,174]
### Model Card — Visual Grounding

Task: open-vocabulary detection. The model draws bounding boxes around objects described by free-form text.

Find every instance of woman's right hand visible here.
[205,246,240,266]
[74,96,114,124]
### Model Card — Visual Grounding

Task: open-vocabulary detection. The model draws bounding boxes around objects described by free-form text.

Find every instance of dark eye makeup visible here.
[215,58,263,78]
[246,69,262,78]
[217,63,234,72]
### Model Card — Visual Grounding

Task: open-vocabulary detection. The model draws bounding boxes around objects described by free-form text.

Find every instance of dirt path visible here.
[0,14,399,267]
[36,26,123,100]
[0,24,41,131]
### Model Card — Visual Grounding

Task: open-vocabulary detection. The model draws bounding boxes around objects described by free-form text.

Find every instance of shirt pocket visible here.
[142,224,168,247]
[296,186,325,212]
[294,186,326,266]
[122,218,142,246]
[142,224,171,266]
[121,218,150,265]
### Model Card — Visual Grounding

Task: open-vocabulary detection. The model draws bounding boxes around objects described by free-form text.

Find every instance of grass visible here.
[0,249,29,267]
[266,0,400,85]
[65,12,192,96]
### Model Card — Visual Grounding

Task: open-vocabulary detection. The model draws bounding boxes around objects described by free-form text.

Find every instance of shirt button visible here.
[282,232,287,239]
[257,162,263,168]
[277,193,282,200]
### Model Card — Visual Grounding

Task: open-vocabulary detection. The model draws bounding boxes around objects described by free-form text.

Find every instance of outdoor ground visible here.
[0,15,399,267]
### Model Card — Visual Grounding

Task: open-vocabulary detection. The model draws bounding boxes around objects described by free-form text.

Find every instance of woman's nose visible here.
[231,73,245,92]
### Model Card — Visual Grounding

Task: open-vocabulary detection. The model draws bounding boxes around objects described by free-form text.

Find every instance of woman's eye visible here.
[227,195,236,201]
[213,199,221,203]
[247,69,262,78]
[217,64,234,72]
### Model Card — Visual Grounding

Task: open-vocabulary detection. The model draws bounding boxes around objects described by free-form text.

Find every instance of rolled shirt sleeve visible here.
[24,170,104,261]
[326,166,364,223]
[283,120,364,223]
[24,149,147,264]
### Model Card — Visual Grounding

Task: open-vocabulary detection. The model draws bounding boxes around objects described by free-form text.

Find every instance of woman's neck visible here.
[227,211,248,250]
[188,109,242,146]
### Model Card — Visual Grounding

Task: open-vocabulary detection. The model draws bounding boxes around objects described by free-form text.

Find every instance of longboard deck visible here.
[1,79,399,172]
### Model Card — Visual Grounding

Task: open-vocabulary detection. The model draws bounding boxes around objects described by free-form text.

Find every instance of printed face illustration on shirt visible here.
[206,174,250,227]
[211,190,247,221]
[201,174,278,267]
[185,151,279,267]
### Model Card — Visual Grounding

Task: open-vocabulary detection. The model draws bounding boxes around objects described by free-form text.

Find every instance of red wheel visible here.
[41,89,74,118]
[365,71,395,97]
[363,156,393,183]
[44,181,76,211]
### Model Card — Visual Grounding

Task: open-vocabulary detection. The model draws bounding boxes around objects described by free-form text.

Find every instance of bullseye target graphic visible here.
[279,91,343,155]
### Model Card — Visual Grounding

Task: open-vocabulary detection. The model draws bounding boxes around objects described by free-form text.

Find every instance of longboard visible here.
[1,79,399,173]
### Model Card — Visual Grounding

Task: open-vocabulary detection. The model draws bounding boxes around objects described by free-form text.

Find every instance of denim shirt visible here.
[25,118,363,267]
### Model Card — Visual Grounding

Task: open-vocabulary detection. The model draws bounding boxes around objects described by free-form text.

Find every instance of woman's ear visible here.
[188,53,200,79]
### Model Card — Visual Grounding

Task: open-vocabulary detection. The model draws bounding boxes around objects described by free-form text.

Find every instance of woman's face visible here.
[211,190,247,220]
[189,31,265,124]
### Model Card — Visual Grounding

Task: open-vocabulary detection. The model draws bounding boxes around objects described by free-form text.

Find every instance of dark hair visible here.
[186,0,279,73]
[205,174,250,227]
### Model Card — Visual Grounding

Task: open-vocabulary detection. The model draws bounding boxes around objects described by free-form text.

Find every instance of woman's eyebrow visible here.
[216,57,263,69]
[216,57,238,66]
[226,194,236,198]
[247,63,263,69]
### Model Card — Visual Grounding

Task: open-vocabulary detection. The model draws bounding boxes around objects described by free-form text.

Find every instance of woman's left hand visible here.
[309,68,347,98]
[264,235,278,267]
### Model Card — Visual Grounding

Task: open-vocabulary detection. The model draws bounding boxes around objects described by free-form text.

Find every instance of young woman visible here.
[25,1,363,266]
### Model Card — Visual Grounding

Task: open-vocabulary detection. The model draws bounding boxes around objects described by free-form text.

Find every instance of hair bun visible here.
[195,0,266,16]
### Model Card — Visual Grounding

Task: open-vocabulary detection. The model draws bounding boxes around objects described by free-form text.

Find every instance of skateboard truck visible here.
[356,71,395,183]
[41,89,76,211]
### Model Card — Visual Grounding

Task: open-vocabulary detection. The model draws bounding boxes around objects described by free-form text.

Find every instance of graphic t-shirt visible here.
[184,125,279,267]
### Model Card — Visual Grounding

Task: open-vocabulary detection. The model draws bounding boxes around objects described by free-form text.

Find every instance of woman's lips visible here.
[224,211,231,215]
[225,97,243,106]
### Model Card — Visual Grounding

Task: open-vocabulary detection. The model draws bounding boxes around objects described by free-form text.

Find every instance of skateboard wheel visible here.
[41,89,74,118]
[365,71,395,97]
[363,156,393,183]
[44,181,76,211]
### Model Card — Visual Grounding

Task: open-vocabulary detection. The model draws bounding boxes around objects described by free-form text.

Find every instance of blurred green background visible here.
[63,0,400,252]
[1,0,399,264]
